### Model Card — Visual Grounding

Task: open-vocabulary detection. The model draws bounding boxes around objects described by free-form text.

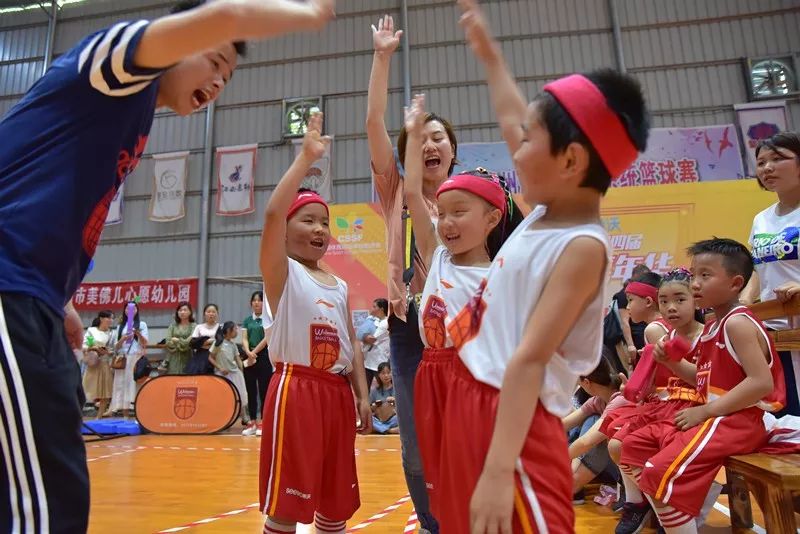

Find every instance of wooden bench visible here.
[725,298,800,533]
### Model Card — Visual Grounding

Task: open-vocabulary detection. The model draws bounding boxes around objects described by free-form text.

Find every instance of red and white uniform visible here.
[440,206,609,533]
[259,258,359,522]
[415,245,487,515]
[601,327,700,441]
[622,306,786,517]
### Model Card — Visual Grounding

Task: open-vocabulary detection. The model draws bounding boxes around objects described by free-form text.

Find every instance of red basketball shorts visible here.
[438,358,574,534]
[259,363,359,523]
[413,346,456,516]
[602,400,694,443]
[621,407,767,517]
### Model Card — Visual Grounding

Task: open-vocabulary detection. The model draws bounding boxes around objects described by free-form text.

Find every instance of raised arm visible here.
[403,94,439,267]
[366,15,404,175]
[259,113,331,313]
[457,0,528,155]
[134,0,335,69]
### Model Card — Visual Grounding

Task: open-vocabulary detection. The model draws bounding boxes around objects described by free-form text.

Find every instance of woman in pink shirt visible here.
[366,15,458,533]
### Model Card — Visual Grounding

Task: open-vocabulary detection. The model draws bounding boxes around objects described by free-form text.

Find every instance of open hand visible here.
[301,112,332,162]
[457,0,499,63]
[470,468,514,534]
[403,93,427,137]
[675,405,710,430]
[371,14,403,54]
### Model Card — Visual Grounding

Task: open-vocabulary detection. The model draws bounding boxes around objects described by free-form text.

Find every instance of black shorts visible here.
[0,292,89,533]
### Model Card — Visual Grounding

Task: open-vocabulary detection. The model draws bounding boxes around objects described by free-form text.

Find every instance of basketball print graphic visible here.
[173,387,198,420]
[310,323,341,371]
[422,295,448,348]
[448,279,488,350]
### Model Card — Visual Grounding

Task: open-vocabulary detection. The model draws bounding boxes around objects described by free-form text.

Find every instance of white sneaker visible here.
[255,423,262,437]
[242,423,257,436]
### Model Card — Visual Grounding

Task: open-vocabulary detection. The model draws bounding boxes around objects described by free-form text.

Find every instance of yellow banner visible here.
[601,180,774,294]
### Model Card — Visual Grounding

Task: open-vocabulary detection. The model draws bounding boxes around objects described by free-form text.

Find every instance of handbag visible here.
[111,354,127,370]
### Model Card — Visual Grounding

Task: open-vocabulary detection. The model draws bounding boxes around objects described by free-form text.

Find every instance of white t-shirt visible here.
[750,202,800,330]
[454,206,609,417]
[418,245,487,349]
[269,258,354,374]
[364,316,390,371]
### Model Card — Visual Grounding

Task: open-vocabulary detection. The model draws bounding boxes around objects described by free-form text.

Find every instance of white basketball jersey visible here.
[418,246,488,349]
[269,258,354,374]
[451,206,609,417]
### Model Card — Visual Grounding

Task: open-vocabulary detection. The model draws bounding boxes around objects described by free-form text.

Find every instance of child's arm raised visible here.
[457,0,528,155]
[134,0,335,69]
[674,316,774,430]
[346,299,373,435]
[403,94,438,267]
[469,237,607,533]
[259,113,331,313]
[366,15,404,176]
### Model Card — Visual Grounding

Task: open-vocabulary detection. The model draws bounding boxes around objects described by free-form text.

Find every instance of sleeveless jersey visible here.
[658,328,702,402]
[648,318,673,390]
[269,258,354,374]
[448,206,610,417]
[418,246,488,349]
[695,306,785,412]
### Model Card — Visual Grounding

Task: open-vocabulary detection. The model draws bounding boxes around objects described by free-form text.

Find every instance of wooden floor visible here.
[86,431,771,533]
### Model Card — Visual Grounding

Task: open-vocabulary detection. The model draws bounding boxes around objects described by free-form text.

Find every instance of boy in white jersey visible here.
[258,113,371,534]
[403,94,523,516]
[439,2,650,532]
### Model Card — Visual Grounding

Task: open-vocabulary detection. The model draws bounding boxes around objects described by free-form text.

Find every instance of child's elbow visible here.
[757,373,775,398]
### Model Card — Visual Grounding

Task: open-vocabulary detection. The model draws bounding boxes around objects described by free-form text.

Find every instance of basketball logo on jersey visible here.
[422,295,448,348]
[174,387,198,420]
[752,228,800,265]
[310,323,340,371]
[448,279,488,351]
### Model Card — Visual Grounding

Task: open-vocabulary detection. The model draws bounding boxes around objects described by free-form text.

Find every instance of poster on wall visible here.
[104,183,124,226]
[735,101,789,176]
[216,144,257,216]
[293,136,334,202]
[150,151,189,222]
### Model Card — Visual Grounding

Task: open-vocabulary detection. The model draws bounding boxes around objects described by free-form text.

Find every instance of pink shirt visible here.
[580,391,630,417]
[372,157,438,322]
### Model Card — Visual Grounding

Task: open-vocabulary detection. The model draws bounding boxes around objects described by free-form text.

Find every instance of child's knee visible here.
[608,438,622,463]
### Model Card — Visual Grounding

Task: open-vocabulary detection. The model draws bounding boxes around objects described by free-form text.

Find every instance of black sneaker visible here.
[615,501,652,534]
[612,499,626,513]
[572,489,586,505]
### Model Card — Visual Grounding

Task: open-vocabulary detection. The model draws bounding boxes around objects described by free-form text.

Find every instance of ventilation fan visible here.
[282,97,323,139]
[748,56,798,100]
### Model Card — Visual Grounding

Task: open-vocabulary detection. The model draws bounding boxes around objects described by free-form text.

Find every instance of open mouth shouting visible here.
[310,237,326,250]
[192,88,213,110]
[424,154,441,170]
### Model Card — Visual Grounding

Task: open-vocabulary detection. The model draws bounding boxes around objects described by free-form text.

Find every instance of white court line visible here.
[712,502,768,534]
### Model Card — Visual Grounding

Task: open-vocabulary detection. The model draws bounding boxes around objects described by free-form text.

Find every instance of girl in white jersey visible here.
[441,2,650,532]
[257,113,371,534]
[403,94,522,517]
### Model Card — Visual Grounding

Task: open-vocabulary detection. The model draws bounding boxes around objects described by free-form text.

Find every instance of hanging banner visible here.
[454,125,746,190]
[293,136,334,202]
[104,183,124,226]
[149,151,189,222]
[72,278,198,311]
[216,144,256,216]
[735,101,789,176]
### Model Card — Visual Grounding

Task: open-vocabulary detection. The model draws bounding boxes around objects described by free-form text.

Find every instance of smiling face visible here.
[436,189,501,257]
[419,120,455,183]
[286,203,331,262]
[157,43,238,116]
[756,146,800,195]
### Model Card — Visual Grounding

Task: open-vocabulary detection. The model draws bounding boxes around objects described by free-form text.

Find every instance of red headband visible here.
[287,191,328,220]
[626,281,658,300]
[436,173,506,213]
[543,74,638,178]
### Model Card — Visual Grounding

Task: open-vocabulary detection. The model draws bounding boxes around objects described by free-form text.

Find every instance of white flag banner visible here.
[734,101,789,176]
[149,151,189,222]
[105,183,124,226]
[293,135,334,202]
[216,144,257,216]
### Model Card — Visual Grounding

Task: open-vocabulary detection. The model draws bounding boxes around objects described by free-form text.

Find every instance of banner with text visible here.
[216,144,256,216]
[72,278,198,311]
[150,151,189,222]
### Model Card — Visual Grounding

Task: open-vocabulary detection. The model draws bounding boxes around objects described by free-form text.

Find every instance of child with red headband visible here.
[438,1,650,531]
[402,94,523,516]
[625,271,670,366]
[257,113,371,534]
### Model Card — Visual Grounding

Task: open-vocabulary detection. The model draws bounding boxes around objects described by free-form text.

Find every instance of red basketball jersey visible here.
[695,306,785,412]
